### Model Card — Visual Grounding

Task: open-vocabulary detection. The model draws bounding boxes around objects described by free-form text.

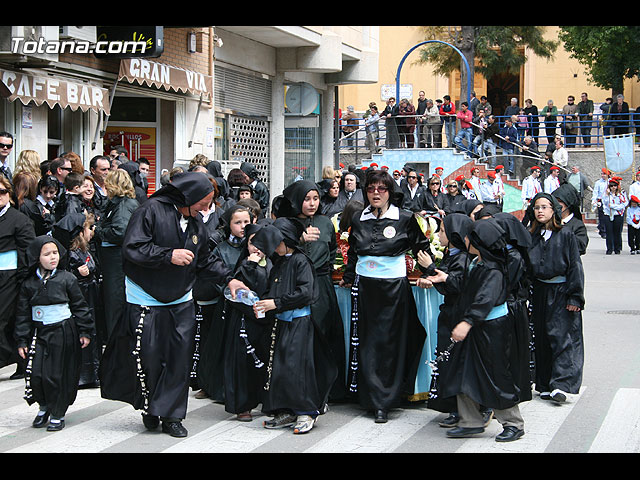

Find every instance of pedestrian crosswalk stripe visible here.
[588,388,640,453]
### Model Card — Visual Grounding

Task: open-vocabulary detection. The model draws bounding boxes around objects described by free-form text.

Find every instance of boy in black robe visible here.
[99,172,249,438]
[254,217,336,434]
[14,236,94,431]
[426,219,527,442]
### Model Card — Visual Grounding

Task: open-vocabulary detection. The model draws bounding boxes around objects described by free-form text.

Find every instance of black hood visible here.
[52,212,86,250]
[474,203,501,220]
[275,180,320,218]
[118,161,144,188]
[151,171,214,207]
[493,212,532,251]
[442,213,473,251]
[220,204,253,237]
[552,183,582,218]
[240,162,260,180]
[26,235,66,271]
[468,217,508,268]
[245,222,284,258]
[206,160,223,178]
[272,217,305,249]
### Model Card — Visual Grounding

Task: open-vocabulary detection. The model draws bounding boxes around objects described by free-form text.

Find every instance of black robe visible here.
[20,198,55,236]
[261,248,336,416]
[99,173,234,420]
[14,237,93,418]
[222,254,272,414]
[0,206,35,369]
[437,258,524,410]
[528,226,585,395]
[343,204,428,411]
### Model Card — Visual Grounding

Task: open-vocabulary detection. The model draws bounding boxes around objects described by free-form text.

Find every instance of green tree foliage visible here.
[558,26,640,96]
[415,26,558,79]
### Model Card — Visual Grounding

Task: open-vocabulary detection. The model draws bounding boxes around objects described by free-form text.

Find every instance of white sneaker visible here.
[293,415,316,434]
[551,389,567,403]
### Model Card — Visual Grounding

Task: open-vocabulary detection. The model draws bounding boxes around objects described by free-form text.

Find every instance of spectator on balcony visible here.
[611,94,630,135]
[440,95,457,148]
[503,97,520,122]
[382,97,400,149]
[454,102,473,154]
[562,96,578,148]
[342,106,359,148]
[600,97,614,138]
[577,93,594,146]
[524,99,540,140]
[541,100,559,146]
[398,99,417,148]
[499,117,518,175]
[423,99,443,148]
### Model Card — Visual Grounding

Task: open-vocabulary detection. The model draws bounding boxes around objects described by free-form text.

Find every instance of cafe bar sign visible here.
[118,58,212,101]
[0,69,110,114]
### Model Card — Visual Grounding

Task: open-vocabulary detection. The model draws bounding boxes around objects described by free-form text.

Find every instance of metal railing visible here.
[337,112,640,159]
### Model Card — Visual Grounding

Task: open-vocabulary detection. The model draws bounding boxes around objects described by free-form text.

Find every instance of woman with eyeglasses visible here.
[442,179,466,214]
[339,170,429,423]
[421,175,446,217]
[0,176,36,378]
[526,192,585,405]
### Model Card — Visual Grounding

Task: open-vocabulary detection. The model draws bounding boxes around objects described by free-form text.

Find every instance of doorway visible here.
[486,71,520,117]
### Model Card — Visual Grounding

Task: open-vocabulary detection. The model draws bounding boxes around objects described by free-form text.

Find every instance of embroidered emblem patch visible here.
[383,226,396,238]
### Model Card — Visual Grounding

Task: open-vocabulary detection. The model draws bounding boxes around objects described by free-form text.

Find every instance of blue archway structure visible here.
[395,40,472,106]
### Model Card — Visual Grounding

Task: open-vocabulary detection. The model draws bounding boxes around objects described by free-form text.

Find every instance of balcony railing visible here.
[338,112,640,161]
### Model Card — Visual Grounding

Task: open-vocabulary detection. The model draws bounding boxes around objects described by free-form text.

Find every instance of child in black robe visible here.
[254,217,336,434]
[526,192,585,403]
[196,205,253,402]
[426,219,527,442]
[14,236,94,431]
[223,222,278,421]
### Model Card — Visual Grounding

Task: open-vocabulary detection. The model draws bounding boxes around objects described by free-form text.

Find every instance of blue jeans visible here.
[444,121,456,147]
[503,146,515,173]
[454,128,472,151]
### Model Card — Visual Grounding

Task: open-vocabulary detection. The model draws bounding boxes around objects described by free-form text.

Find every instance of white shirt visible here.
[544,175,560,194]
[360,203,400,221]
[552,147,568,167]
[521,175,542,200]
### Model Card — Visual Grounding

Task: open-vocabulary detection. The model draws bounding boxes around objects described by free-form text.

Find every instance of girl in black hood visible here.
[14,235,94,431]
[526,192,585,405]
[196,204,254,402]
[254,217,336,435]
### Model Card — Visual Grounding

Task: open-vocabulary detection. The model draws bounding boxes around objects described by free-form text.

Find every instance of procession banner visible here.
[604,133,635,173]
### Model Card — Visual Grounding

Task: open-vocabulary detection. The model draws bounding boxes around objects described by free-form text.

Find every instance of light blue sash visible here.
[32,303,71,325]
[275,306,311,322]
[356,255,406,279]
[485,302,508,321]
[125,276,193,306]
[538,276,566,284]
[0,250,17,270]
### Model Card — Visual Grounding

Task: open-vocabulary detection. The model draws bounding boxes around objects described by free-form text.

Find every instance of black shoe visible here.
[374,410,388,423]
[438,413,460,428]
[46,419,65,432]
[482,409,494,427]
[9,371,24,380]
[162,420,188,438]
[446,426,484,438]
[495,426,525,442]
[606,251,612,255]
[32,412,50,428]
[142,413,160,430]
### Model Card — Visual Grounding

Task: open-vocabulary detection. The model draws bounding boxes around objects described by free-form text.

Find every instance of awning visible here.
[0,69,111,115]
[118,58,212,100]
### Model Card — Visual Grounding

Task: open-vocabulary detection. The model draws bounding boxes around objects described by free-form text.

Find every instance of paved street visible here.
[0,224,639,454]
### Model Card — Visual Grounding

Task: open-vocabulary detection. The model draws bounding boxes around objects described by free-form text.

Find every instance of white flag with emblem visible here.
[604,133,635,173]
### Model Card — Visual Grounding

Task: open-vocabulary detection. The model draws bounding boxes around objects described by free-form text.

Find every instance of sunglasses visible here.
[448,184,458,188]
[0,143,13,149]
[0,189,9,195]
[366,185,389,193]
[408,175,418,179]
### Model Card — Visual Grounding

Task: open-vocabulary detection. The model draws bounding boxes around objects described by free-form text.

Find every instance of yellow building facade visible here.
[339,26,640,118]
